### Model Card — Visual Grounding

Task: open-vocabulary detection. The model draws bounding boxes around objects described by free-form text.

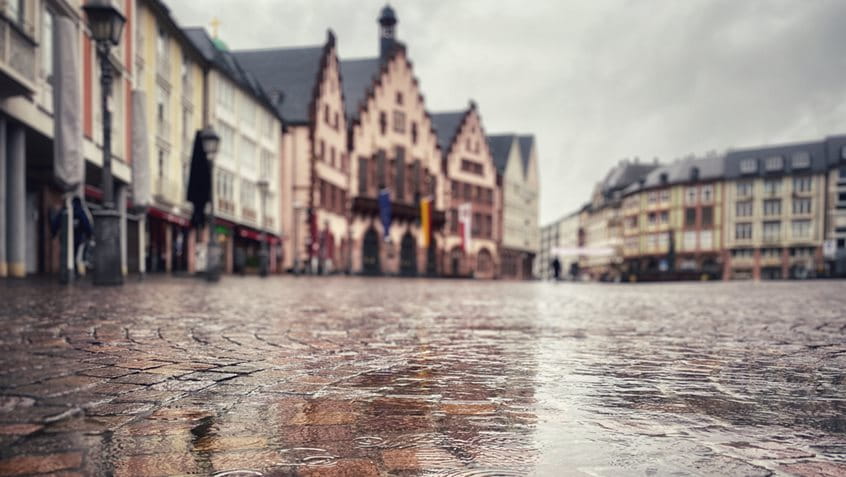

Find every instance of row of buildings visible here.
[539,138,846,281]
[0,0,540,280]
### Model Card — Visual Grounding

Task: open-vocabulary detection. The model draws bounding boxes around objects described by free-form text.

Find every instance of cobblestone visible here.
[0,277,844,476]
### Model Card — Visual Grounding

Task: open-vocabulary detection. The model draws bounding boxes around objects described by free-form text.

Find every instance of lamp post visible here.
[200,125,221,281]
[257,179,269,277]
[84,0,126,286]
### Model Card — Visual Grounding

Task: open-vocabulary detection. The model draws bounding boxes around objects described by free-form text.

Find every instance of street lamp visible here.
[257,179,269,277]
[200,125,221,281]
[84,0,126,286]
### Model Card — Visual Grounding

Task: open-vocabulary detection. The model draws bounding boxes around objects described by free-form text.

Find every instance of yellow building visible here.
[723,142,828,280]
[621,156,724,279]
[133,0,207,274]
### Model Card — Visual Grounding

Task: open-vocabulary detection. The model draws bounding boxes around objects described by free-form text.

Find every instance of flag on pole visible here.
[420,198,432,248]
[458,202,472,252]
[378,188,392,241]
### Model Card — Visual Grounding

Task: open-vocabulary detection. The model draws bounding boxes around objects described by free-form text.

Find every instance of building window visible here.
[763,179,782,195]
[793,176,812,193]
[764,156,784,171]
[396,92,403,105]
[700,230,713,249]
[735,223,752,240]
[157,148,168,178]
[461,159,483,175]
[395,147,405,200]
[241,179,255,210]
[791,151,811,169]
[685,207,696,227]
[763,199,781,216]
[737,181,753,196]
[648,212,656,226]
[685,187,697,205]
[217,80,234,111]
[379,111,387,135]
[218,122,235,159]
[660,211,669,224]
[330,146,336,167]
[393,110,406,133]
[683,230,696,250]
[41,7,54,83]
[736,201,753,217]
[358,156,368,195]
[792,198,811,214]
[791,220,811,239]
[740,158,757,174]
[763,221,781,241]
[411,122,418,145]
[701,185,713,203]
[701,206,713,227]
[659,190,670,202]
[240,138,257,171]
[648,192,658,204]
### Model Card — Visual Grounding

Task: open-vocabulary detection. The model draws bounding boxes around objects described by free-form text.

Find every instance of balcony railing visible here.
[0,11,37,97]
[242,207,257,222]
[217,199,235,216]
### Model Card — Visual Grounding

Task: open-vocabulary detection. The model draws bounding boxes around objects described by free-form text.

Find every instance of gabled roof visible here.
[518,135,534,175]
[233,43,326,124]
[624,155,723,195]
[429,111,466,157]
[724,139,828,178]
[184,27,279,117]
[601,160,659,196]
[339,58,382,123]
[487,134,516,173]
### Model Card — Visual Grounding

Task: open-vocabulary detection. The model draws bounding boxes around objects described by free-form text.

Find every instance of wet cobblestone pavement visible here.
[0,277,844,476]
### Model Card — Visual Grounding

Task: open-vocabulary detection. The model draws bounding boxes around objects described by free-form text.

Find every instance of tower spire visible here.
[378,4,397,62]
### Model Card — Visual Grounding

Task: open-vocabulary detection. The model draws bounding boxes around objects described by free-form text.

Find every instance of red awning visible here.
[236,226,280,244]
[148,207,190,228]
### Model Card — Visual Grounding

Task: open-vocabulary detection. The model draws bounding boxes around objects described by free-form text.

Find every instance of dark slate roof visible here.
[518,135,534,175]
[624,155,724,195]
[724,139,828,179]
[600,161,659,196]
[233,46,324,124]
[183,27,278,117]
[824,135,846,167]
[429,111,466,157]
[339,58,382,123]
[487,135,516,173]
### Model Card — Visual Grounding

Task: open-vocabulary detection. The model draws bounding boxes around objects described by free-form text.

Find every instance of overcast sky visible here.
[166,0,846,224]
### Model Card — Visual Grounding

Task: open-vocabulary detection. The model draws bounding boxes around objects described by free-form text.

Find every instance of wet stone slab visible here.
[0,277,844,476]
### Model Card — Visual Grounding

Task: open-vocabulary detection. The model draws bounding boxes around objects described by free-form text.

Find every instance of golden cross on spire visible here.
[210,17,220,39]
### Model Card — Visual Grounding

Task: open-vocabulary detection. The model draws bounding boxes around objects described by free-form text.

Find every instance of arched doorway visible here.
[400,231,417,276]
[426,237,438,277]
[450,246,464,277]
[477,248,493,277]
[362,227,380,275]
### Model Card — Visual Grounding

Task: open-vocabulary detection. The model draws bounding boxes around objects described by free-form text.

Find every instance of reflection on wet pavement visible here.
[0,277,844,476]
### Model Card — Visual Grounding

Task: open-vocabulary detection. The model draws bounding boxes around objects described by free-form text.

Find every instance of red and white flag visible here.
[458,202,472,252]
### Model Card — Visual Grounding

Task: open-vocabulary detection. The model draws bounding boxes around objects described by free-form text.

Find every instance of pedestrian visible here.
[51,196,94,277]
[551,257,562,281]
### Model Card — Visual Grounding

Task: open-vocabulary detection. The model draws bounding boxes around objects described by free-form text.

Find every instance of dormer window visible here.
[764,156,784,171]
[690,167,700,181]
[791,151,810,169]
[740,158,757,174]
[841,146,846,161]
[659,172,668,184]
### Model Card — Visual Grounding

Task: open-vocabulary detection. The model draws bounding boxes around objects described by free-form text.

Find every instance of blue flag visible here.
[378,188,392,240]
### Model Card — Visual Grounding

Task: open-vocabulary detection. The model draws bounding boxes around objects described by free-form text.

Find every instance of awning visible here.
[236,226,280,243]
[148,207,190,228]
[551,246,617,257]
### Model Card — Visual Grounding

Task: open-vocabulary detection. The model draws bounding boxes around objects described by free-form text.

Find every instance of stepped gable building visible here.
[722,140,828,280]
[620,155,725,279]
[341,5,447,276]
[487,134,540,279]
[234,32,348,274]
[431,102,500,279]
[184,27,283,275]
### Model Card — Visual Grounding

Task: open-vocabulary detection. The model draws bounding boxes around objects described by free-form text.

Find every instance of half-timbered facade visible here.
[342,6,446,276]
[431,103,500,279]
